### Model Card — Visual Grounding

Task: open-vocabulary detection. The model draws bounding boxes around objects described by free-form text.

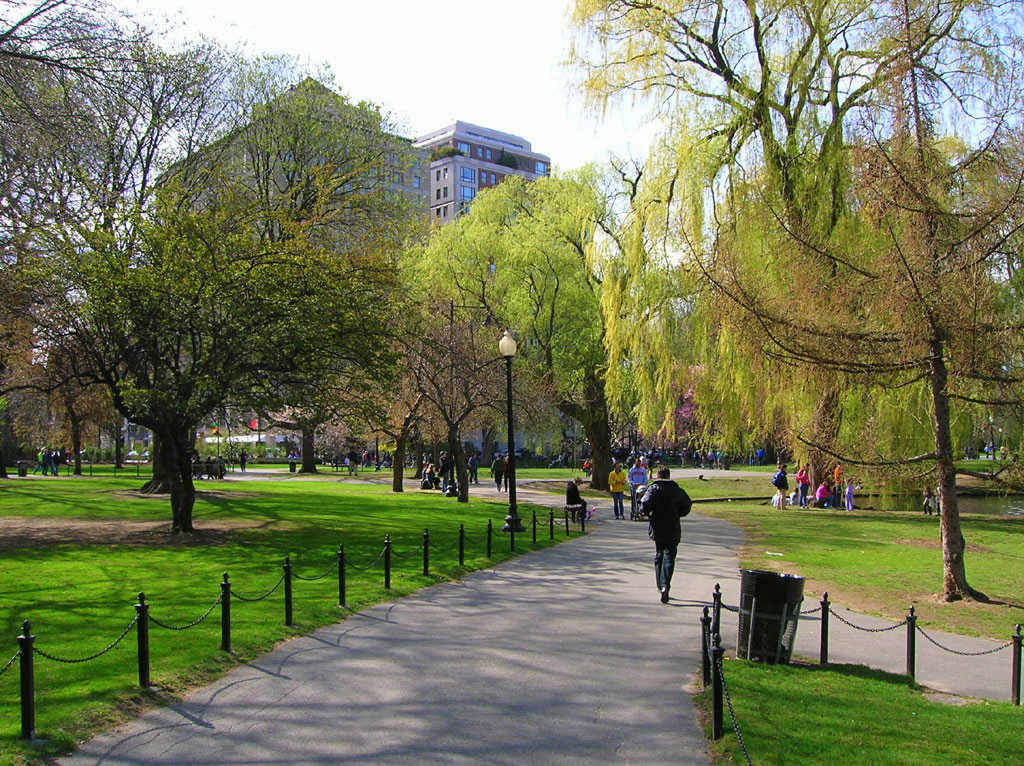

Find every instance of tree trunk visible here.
[154,426,196,533]
[299,424,317,473]
[392,435,406,492]
[114,421,124,468]
[930,338,979,601]
[480,426,496,465]
[452,425,469,503]
[570,372,614,490]
[806,385,840,488]
[69,407,83,476]
[140,433,170,493]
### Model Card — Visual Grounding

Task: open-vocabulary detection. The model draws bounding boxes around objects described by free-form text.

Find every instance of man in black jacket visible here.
[640,466,692,603]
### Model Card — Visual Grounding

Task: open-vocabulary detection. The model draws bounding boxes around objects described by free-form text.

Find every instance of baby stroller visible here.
[630,484,649,520]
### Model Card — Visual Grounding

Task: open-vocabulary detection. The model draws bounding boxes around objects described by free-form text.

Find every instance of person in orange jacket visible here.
[608,461,628,519]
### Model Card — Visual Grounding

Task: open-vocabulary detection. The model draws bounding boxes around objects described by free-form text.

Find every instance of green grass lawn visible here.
[694,501,1024,640]
[697,660,1023,765]
[0,476,575,764]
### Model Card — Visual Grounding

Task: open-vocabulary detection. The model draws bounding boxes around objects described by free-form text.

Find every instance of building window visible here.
[460,167,476,182]
[435,208,441,217]
[461,185,475,201]
[485,148,492,160]
[443,205,449,216]
[490,173,497,184]
[476,147,483,158]
[413,159,420,171]
[436,169,441,181]
[535,161,547,175]
[436,188,442,200]
[456,141,470,154]
[412,176,420,188]
[443,167,449,179]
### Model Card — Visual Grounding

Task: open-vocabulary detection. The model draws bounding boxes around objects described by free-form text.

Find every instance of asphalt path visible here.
[62,489,740,765]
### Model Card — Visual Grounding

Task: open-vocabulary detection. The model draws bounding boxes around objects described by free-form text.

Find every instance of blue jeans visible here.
[611,492,624,517]
[798,484,809,507]
[655,545,678,592]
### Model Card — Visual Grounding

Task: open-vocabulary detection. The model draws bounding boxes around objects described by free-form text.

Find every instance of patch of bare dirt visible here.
[0,516,271,552]
[922,690,983,706]
[894,538,994,554]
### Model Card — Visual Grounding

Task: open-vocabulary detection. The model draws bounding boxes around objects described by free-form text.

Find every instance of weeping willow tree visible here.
[576,0,1024,600]
[569,0,1005,485]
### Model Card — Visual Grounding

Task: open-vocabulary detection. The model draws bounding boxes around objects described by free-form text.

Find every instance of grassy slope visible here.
[694,501,1024,640]
[0,476,570,763]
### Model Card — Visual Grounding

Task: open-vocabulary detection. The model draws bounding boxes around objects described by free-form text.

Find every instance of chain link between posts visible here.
[915,626,1012,656]
[292,561,340,582]
[149,594,223,630]
[230,574,285,602]
[429,537,460,552]
[828,607,907,632]
[705,629,753,766]
[33,616,139,663]
[345,547,386,571]
[0,650,20,678]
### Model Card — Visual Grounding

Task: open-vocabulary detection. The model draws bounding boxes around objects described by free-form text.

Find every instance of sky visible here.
[111,0,655,171]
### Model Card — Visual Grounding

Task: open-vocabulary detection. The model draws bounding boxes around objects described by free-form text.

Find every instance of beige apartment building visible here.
[412,121,551,224]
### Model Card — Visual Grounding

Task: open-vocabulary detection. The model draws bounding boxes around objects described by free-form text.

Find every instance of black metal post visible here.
[486,520,492,558]
[384,535,392,589]
[221,573,231,652]
[510,518,516,552]
[1012,624,1021,706]
[712,583,722,638]
[135,592,150,688]
[580,512,586,534]
[283,556,293,627]
[820,592,830,666]
[423,528,430,576]
[549,509,555,540]
[18,620,35,740]
[906,606,917,680]
[459,524,465,566]
[338,545,346,608]
[701,606,712,687]
[711,632,724,740]
[501,353,524,533]
[532,511,537,544]
[564,509,570,537]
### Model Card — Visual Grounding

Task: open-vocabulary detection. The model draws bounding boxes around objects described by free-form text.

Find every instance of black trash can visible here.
[736,569,805,664]
[289,461,297,473]
[17,462,29,477]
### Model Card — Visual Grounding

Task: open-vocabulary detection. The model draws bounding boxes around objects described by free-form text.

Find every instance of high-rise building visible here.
[413,121,551,224]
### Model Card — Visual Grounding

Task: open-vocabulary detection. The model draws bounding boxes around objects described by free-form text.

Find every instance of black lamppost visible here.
[499,330,524,532]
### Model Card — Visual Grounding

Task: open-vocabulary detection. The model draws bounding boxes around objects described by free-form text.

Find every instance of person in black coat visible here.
[640,466,692,603]
[565,477,587,522]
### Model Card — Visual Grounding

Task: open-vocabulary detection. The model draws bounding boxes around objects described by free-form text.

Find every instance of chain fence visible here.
[292,561,340,582]
[828,607,907,633]
[149,595,223,631]
[33,616,139,663]
[345,547,387,571]
[230,575,285,603]
[916,626,1012,657]
[429,537,460,552]
[705,628,753,766]
[0,650,20,678]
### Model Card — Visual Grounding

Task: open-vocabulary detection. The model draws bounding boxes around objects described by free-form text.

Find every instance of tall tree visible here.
[415,172,620,489]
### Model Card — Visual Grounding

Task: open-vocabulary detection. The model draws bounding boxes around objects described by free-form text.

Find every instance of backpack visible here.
[772,471,788,490]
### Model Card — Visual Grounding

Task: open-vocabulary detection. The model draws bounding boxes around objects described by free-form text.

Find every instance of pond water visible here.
[876,494,1024,516]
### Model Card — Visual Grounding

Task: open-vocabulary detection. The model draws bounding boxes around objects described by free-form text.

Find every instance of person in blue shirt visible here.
[627,458,648,519]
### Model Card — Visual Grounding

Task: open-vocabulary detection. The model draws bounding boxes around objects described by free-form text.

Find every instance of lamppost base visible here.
[502,514,525,533]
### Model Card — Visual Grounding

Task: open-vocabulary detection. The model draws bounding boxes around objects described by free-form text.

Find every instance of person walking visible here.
[640,466,692,603]
[490,453,504,491]
[608,461,627,519]
[468,453,479,484]
[439,451,451,493]
[627,458,648,519]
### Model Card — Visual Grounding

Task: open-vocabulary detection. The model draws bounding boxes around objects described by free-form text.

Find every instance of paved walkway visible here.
[62,477,1019,765]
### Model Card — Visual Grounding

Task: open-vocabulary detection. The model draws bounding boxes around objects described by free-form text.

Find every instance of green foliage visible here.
[495,150,519,169]
[430,145,463,161]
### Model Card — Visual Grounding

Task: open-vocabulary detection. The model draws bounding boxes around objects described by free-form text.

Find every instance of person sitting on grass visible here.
[814,480,831,508]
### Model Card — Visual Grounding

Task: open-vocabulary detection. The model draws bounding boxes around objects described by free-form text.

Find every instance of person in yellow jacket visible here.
[608,462,628,519]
